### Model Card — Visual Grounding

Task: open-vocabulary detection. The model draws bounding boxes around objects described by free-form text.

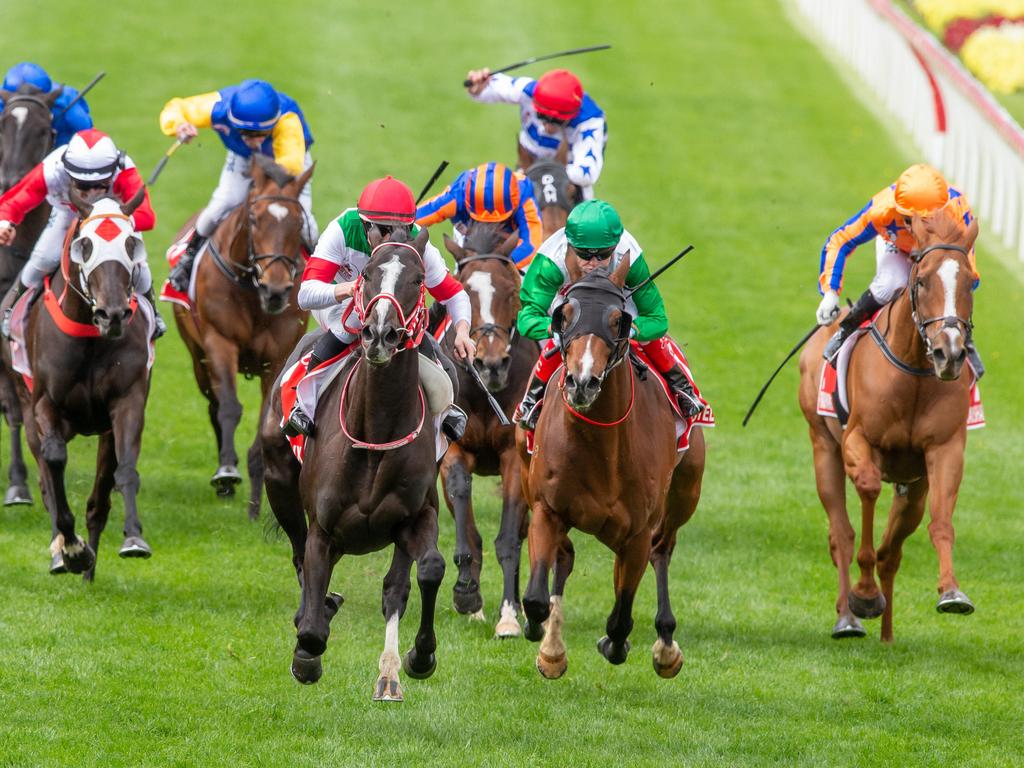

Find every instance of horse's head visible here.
[444,222,520,391]
[0,84,59,190]
[907,208,980,381]
[246,155,314,314]
[552,247,632,411]
[357,226,429,366]
[67,189,147,339]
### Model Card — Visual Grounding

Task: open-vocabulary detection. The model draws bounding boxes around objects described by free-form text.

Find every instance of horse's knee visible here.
[417,551,445,587]
[217,398,243,423]
[445,463,471,503]
[40,435,66,466]
[113,465,140,494]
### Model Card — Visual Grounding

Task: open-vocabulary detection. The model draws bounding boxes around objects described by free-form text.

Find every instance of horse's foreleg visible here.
[523,501,563,643]
[650,542,683,678]
[597,527,650,667]
[373,544,414,702]
[110,392,151,562]
[440,445,483,616]
[204,335,243,497]
[2,380,32,505]
[536,534,574,679]
[261,407,306,590]
[292,518,334,685]
[83,433,117,583]
[843,426,885,620]
[925,440,974,615]
[494,449,528,638]
[876,478,928,642]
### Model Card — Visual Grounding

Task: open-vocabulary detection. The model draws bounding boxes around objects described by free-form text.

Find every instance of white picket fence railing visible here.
[793,0,1024,264]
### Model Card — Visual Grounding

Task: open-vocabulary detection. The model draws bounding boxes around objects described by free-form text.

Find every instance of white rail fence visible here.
[793,0,1024,264]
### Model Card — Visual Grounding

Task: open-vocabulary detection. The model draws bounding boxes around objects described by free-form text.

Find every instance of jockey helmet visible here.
[465,162,520,222]
[227,79,281,132]
[3,62,52,93]
[532,69,583,122]
[358,176,416,225]
[894,164,949,216]
[566,200,623,250]
[62,129,122,184]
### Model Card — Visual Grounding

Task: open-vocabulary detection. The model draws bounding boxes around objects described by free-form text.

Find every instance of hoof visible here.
[211,466,242,497]
[49,552,67,575]
[936,590,975,615]
[652,640,683,678]
[61,537,96,575]
[831,614,867,639]
[523,619,545,642]
[536,650,567,679]
[373,674,403,702]
[402,649,436,680]
[495,615,522,639]
[597,636,630,665]
[452,584,483,615]
[4,485,32,506]
[848,591,886,620]
[118,536,152,559]
[291,649,322,684]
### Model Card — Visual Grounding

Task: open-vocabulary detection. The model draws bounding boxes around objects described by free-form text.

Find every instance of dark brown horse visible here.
[4,192,153,580]
[437,222,539,636]
[799,208,981,642]
[0,84,62,507]
[525,160,573,240]
[172,156,312,516]
[261,227,445,701]
[517,252,706,678]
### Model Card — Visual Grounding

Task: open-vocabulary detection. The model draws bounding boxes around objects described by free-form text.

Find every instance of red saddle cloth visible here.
[278,345,357,463]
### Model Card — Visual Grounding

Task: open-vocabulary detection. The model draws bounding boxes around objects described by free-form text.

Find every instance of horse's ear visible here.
[121,187,147,218]
[366,225,383,250]
[497,230,518,257]
[0,89,12,103]
[44,85,64,108]
[443,233,465,262]
[609,249,631,288]
[251,154,269,187]
[413,225,430,255]
[565,246,583,283]
[68,187,93,219]
[964,216,980,250]
[288,161,315,196]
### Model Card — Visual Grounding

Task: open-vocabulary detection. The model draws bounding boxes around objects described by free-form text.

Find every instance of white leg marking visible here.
[379,612,401,674]
[539,594,565,659]
[466,270,496,325]
[267,202,290,222]
[50,534,65,556]
[375,254,405,327]
[495,599,522,637]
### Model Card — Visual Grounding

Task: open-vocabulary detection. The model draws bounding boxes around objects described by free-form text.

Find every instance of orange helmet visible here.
[464,162,520,222]
[894,164,949,216]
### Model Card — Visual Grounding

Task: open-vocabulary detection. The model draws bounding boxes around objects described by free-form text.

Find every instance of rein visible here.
[344,241,428,350]
[338,357,427,450]
[457,253,520,347]
[213,194,307,288]
[558,361,636,427]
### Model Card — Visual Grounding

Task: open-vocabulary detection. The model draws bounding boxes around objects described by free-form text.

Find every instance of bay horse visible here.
[171,155,312,516]
[525,160,574,240]
[261,227,445,701]
[0,84,63,507]
[438,221,539,636]
[798,208,981,642]
[7,191,153,580]
[517,251,706,678]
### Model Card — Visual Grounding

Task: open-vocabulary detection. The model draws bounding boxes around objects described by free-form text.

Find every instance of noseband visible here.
[347,241,427,350]
[553,273,633,384]
[213,193,307,289]
[457,253,519,351]
[907,242,974,356]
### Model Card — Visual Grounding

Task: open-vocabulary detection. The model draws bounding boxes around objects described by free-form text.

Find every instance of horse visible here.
[171,155,312,517]
[517,251,706,678]
[3,190,154,580]
[261,227,446,701]
[437,221,540,636]
[798,208,981,643]
[525,160,574,240]
[0,83,62,507]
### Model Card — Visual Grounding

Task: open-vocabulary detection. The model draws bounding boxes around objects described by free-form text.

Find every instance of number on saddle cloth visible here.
[526,160,574,212]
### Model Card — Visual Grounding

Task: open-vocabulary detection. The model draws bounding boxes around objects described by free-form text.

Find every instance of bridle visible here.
[55,211,139,324]
[457,252,519,352]
[211,193,307,288]
[907,242,974,357]
[346,241,427,350]
[0,93,56,190]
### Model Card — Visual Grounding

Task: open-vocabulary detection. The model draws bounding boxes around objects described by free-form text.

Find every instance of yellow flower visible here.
[914,0,1024,32]
[961,23,1024,93]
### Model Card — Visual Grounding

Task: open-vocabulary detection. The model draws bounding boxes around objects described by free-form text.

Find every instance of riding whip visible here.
[146,139,185,187]
[741,324,819,427]
[625,245,694,296]
[55,71,105,119]
[460,357,512,427]
[416,160,449,205]
[462,45,612,86]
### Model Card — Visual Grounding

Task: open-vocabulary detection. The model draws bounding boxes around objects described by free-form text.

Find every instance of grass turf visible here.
[0,1,1022,766]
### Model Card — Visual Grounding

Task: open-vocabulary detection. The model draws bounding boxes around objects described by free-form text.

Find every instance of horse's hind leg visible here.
[536,535,573,679]
[83,433,117,583]
[110,393,151,561]
[876,478,928,643]
[843,426,886,621]
[440,445,483,617]
[925,441,974,615]
[245,374,274,521]
[1,377,32,505]
[397,501,445,686]
[374,545,414,702]
[494,449,528,638]
[598,528,651,667]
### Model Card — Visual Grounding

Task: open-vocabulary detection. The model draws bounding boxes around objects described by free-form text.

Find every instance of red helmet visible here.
[357,176,416,224]
[532,69,583,121]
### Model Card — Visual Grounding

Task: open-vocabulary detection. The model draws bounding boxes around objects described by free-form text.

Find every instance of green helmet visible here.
[565,200,623,250]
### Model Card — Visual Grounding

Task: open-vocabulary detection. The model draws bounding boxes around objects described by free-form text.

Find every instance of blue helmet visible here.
[227,79,281,132]
[3,62,52,93]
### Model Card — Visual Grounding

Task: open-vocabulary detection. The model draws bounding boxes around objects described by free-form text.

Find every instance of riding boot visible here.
[143,287,167,339]
[660,363,705,418]
[823,290,884,362]
[440,404,469,441]
[283,332,353,438]
[515,371,548,430]
[168,230,206,292]
[966,337,985,380]
[0,278,31,340]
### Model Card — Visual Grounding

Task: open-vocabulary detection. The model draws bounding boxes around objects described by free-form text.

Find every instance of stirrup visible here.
[441,405,468,442]
[1,308,13,340]
[284,405,314,438]
[517,398,543,431]
[966,342,985,380]
[822,329,847,362]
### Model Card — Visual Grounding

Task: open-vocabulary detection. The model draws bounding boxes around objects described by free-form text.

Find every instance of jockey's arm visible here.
[469,73,531,105]
[271,113,305,176]
[819,198,879,295]
[297,219,348,310]
[509,196,543,270]
[112,165,156,231]
[625,255,669,341]
[415,185,459,227]
[565,116,606,189]
[517,253,566,340]
[159,91,219,137]
[0,162,48,228]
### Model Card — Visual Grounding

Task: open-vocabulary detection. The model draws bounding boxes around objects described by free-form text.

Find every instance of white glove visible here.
[816,291,840,326]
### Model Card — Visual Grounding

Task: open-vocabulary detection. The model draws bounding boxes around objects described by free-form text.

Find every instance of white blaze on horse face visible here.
[579,337,595,381]
[938,259,962,344]
[466,270,495,325]
[11,106,27,130]
[267,202,289,222]
[375,254,405,327]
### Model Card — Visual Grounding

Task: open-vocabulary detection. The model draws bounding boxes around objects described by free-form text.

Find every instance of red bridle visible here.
[343,241,427,349]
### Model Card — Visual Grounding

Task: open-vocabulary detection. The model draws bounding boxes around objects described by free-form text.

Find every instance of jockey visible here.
[284,175,476,440]
[514,199,704,429]
[2,62,93,149]
[0,128,164,338]
[818,163,982,372]
[416,161,543,270]
[159,79,317,291]
[464,68,607,201]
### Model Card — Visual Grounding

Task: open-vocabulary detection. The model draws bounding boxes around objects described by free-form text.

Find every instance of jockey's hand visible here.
[452,321,476,361]
[333,280,357,302]
[816,290,841,326]
[465,68,492,96]
[0,222,15,246]
[175,122,199,143]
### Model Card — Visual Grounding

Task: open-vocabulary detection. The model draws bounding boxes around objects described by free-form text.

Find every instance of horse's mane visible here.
[463,221,502,255]
[253,154,296,189]
[918,207,965,245]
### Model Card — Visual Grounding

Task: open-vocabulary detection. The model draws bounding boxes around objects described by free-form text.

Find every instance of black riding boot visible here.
[168,230,207,292]
[143,287,167,339]
[966,337,984,379]
[283,332,352,438]
[515,371,548,430]
[0,278,31,339]
[419,333,467,441]
[661,363,705,418]
[823,290,884,362]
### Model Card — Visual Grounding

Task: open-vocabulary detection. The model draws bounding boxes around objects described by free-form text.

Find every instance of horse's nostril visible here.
[121,308,133,321]
[383,328,399,346]
[93,308,108,321]
[361,327,374,342]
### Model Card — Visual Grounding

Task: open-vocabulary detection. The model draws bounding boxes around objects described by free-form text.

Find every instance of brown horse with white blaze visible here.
[799,208,981,642]
[171,155,311,516]
[517,251,706,678]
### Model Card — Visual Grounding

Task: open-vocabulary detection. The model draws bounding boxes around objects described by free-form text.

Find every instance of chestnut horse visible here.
[261,228,445,701]
[517,252,706,678]
[172,156,312,516]
[799,209,981,642]
[438,221,539,636]
[525,160,573,240]
[5,192,153,580]
[0,84,63,507]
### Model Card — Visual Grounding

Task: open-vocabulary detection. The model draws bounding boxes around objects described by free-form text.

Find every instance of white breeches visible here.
[868,238,912,303]
[195,150,318,245]
[312,298,359,344]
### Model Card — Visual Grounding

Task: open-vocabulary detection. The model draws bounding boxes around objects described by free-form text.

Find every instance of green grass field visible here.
[1,1,1022,766]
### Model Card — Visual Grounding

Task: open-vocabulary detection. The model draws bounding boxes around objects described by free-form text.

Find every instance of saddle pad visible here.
[159,227,209,309]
